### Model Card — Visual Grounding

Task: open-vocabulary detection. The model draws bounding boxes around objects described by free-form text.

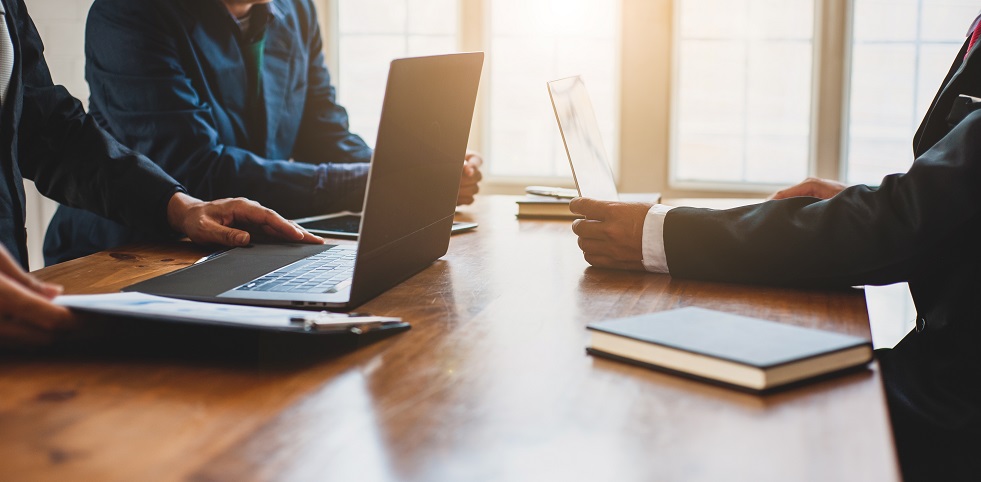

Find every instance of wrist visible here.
[166,192,201,233]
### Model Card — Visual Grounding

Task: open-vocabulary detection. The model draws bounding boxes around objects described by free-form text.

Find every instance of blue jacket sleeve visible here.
[14,0,181,237]
[84,0,365,218]
[289,0,373,166]
[662,108,981,288]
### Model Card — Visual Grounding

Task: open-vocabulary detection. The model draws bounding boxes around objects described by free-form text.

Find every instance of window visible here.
[672,0,815,188]
[486,0,620,178]
[335,0,460,147]
[327,1,979,194]
[332,0,620,183]
[844,0,978,184]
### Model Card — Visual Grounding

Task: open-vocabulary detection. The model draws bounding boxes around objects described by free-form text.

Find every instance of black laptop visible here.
[124,53,484,310]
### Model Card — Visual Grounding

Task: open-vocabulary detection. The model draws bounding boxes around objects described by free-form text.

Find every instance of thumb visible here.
[568,197,609,220]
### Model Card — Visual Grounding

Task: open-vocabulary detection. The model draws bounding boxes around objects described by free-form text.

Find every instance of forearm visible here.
[24,113,183,237]
[664,109,981,288]
[181,146,367,217]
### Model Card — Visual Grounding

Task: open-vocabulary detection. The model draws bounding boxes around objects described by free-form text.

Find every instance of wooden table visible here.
[2,196,899,481]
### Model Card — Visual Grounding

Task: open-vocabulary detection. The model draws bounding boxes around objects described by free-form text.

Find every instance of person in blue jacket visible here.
[0,0,322,347]
[43,0,484,265]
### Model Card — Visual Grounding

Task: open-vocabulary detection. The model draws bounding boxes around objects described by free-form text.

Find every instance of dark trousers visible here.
[876,330,981,481]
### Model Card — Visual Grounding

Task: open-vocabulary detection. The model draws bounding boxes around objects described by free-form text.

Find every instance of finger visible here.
[460,166,482,184]
[193,217,251,246]
[1,278,76,332]
[769,186,804,200]
[568,197,611,220]
[457,195,475,206]
[571,219,608,240]
[0,246,63,299]
[459,184,479,197]
[288,221,325,244]
[582,253,646,271]
[260,221,323,243]
[578,238,643,263]
[464,152,484,168]
[226,200,306,242]
[577,237,616,257]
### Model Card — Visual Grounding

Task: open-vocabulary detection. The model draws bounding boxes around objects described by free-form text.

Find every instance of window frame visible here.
[316,0,883,199]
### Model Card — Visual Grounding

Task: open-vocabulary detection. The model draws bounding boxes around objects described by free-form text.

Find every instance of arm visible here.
[573,109,981,288]
[287,1,484,206]
[84,1,363,217]
[289,0,372,166]
[15,0,181,236]
[664,110,981,288]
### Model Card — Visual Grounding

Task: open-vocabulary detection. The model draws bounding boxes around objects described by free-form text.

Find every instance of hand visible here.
[0,245,76,347]
[768,177,847,201]
[457,151,483,206]
[569,198,652,271]
[166,193,324,247]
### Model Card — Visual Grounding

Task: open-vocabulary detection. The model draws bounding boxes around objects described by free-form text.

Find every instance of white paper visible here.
[55,292,358,329]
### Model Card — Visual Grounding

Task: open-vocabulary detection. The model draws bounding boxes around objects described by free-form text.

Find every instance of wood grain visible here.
[3,196,899,482]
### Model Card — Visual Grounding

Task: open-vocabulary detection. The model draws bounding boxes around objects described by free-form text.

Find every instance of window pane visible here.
[673,0,814,186]
[487,0,620,178]
[845,0,977,184]
[336,0,459,148]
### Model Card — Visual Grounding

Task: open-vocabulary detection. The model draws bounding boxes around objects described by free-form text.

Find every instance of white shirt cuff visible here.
[641,204,676,273]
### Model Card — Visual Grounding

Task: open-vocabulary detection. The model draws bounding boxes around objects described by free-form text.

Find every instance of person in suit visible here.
[42,0,484,265]
[569,13,981,481]
[0,0,322,347]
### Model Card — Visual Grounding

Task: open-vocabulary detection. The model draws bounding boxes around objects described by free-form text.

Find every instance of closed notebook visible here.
[516,195,580,219]
[586,307,873,392]
[516,192,662,219]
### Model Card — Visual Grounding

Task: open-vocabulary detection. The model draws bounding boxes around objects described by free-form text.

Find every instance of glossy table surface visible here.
[2,196,899,481]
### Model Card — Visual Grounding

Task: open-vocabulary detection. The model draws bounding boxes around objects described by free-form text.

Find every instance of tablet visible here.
[294,211,478,239]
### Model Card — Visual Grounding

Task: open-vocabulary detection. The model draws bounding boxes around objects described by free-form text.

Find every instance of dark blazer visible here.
[0,0,180,270]
[663,38,981,350]
[43,0,371,265]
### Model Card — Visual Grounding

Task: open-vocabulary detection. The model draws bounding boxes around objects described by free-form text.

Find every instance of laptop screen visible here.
[547,76,620,202]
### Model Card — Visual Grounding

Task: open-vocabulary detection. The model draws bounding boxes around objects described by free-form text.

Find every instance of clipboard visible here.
[55,293,410,336]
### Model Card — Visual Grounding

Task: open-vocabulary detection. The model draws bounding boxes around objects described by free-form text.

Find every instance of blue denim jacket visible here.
[44,0,371,265]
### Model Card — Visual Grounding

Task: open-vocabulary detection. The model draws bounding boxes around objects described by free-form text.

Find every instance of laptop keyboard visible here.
[232,248,356,294]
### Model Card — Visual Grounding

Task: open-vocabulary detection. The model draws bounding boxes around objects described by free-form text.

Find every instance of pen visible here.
[289,312,404,332]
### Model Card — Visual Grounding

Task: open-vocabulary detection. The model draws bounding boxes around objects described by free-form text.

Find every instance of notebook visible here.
[586,307,873,392]
[123,53,484,310]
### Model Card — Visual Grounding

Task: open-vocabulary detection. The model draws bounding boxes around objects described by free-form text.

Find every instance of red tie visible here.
[967,19,981,60]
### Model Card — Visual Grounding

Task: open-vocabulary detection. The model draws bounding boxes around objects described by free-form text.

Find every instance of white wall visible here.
[23,0,95,270]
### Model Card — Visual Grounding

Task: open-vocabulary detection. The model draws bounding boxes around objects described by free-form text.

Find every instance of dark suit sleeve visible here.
[84,1,363,218]
[663,108,981,288]
[290,0,373,166]
[13,0,181,237]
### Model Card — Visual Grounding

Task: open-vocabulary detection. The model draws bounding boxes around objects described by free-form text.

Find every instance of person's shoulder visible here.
[276,0,318,21]
[89,0,166,21]
[271,0,322,39]
[88,0,182,29]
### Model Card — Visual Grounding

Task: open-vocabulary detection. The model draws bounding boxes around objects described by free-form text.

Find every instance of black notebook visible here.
[586,307,873,392]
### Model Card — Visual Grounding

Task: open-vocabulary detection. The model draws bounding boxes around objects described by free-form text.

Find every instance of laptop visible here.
[123,53,484,310]
[547,75,621,201]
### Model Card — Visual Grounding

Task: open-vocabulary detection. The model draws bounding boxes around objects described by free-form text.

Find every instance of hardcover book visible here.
[516,192,661,219]
[586,307,873,392]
